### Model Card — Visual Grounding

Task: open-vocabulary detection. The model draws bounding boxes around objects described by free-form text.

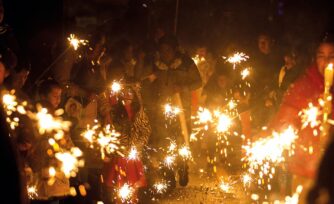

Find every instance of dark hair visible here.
[0,47,17,71]
[112,38,132,58]
[319,32,334,45]
[38,79,61,98]
[158,35,179,50]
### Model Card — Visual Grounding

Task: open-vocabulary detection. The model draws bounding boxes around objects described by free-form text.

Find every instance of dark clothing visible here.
[250,51,283,129]
[70,57,106,96]
[0,106,27,204]
[307,140,334,203]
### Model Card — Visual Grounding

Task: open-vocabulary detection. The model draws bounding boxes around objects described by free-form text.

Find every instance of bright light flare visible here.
[27,185,38,199]
[111,81,122,94]
[164,155,176,168]
[197,107,213,124]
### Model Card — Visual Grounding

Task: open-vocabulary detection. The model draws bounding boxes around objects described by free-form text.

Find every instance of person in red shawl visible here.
[103,85,151,204]
[265,34,334,201]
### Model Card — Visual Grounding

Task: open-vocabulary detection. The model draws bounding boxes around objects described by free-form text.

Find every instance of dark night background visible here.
[2,0,334,83]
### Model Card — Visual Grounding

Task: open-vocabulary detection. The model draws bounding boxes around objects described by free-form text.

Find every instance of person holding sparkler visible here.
[261,33,334,202]
[28,79,73,204]
[103,86,150,204]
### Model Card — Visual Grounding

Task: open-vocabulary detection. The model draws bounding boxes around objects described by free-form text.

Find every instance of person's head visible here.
[7,59,31,89]
[158,35,179,64]
[315,34,334,75]
[38,79,62,109]
[215,60,234,89]
[0,47,16,85]
[257,33,272,55]
[0,1,4,24]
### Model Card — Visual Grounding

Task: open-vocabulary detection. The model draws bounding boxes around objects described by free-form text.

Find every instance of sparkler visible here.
[32,107,71,140]
[153,181,168,194]
[164,103,181,118]
[178,145,192,160]
[128,147,139,160]
[164,155,176,168]
[67,34,88,50]
[81,123,122,159]
[299,103,321,129]
[224,52,249,68]
[27,185,38,199]
[55,147,84,178]
[118,184,134,202]
[216,113,232,133]
[219,180,231,193]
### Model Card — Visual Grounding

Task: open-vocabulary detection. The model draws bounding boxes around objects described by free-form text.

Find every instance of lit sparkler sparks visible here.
[128,147,139,160]
[242,173,252,187]
[55,147,84,178]
[81,124,122,159]
[164,103,181,118]
[216,113,232,133]
[224,52,249,68]
[118,184,134,202]
[67,34,88,50]
[153,181,168,194]
[164,155,176,168]
[197,107,213,124]
[241,68,251,80]
[27,185,38,199]
[243,126,297,179]
[178,145,192,160]
[32,107,71,139]
[219,180,231,193]
[299,103,321,129]
[2,90,28,129]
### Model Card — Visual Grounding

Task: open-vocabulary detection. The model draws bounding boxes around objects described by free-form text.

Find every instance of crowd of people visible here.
[1,0,334,203]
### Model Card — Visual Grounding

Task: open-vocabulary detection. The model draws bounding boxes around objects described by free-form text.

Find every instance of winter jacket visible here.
[268,65,333,178]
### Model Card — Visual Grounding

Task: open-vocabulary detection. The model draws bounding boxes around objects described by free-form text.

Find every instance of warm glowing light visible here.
[118,184,134,201]
[67,34,88,50]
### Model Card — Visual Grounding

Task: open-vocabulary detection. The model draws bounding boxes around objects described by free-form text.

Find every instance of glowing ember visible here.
[242,174,252,187]
[67,34,88,50]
